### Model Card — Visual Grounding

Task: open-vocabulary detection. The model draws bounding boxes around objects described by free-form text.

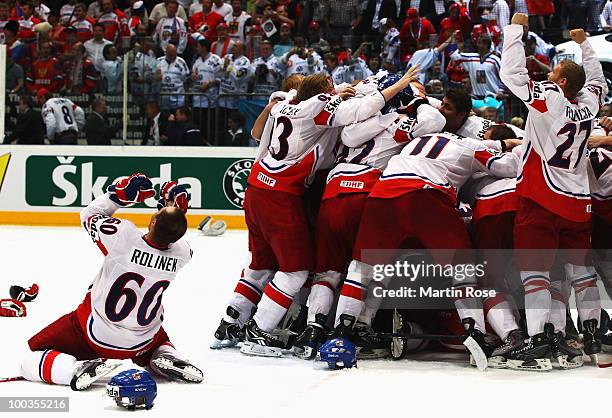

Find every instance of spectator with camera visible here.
[250,40,281,95]
[279,35,323,77]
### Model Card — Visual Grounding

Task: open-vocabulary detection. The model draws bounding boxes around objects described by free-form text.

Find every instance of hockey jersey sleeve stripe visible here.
[313,96,342,126]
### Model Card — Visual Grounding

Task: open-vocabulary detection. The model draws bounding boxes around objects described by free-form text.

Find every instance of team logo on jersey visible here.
[223,159,253,208]
[0,153,11,194]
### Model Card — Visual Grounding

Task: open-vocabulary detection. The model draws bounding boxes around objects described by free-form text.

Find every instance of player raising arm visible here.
[20,174,203,390]
[212,68,422,355]
[500,14,608,370]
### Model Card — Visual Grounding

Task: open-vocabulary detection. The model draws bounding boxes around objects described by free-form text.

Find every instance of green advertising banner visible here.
[0,146,256,227]
[25,155,254,210]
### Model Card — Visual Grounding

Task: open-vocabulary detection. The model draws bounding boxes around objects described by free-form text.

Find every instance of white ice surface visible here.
[0,226,610,418]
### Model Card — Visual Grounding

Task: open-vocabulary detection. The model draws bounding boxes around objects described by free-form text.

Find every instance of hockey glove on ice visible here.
[0,299,26,317]
[9,283,39,302]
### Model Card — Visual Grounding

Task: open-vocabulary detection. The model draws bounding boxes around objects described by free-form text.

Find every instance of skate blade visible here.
[240,342,284,358]
[506,358,552,371]
[555,354,584,369]
[210,338,239,350]
[464,336,487,371]
[151,358,204,383]
[356,347,389,360]
[293,346,317,360]
[73,362,121,391]
[470,355,507,369]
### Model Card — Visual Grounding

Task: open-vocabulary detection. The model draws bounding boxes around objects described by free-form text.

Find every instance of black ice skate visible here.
[550,331,584,369]
[211,306,243,349]
[241,319,287,357]
[295,314,329,359]
[582,319,602,356]
[353,321,389,359]
[151,354,204,383]
[331,314,357,339]
[506,324,553,371]
[70,359,120,391]
[488,329,525,368]
[330,314,388,359]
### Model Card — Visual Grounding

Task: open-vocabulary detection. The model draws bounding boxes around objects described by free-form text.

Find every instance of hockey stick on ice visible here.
[0,376,25,383]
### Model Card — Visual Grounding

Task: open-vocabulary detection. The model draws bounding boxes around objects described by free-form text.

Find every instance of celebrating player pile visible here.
[19,174,204,389]
[210,14,612,371]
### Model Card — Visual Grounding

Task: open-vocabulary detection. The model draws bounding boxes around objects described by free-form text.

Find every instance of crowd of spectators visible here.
[1,0,611,145]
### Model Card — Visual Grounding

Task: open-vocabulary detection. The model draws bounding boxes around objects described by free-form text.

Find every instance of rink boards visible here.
[0,145,256,228]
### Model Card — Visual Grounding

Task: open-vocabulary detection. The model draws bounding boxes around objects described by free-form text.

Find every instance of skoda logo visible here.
[223,159,253,208]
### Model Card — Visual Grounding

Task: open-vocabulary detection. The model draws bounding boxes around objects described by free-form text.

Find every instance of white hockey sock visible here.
[335,261,371,327]
[549,281,567,334]
[484,294,519,340]
[358,273,391,326]
[253,270,309,332]
[453,267,485,332]
[307,271,342,324]
[229,267,274,326]
[521,271,551,336]
[20,350,78,386]
[566,264,601,324]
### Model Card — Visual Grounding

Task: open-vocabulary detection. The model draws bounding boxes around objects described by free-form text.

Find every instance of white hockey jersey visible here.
[588,146,612,223]
[450,50,503,98]
[500,24,608,222]
[224,11,251,42]
[155,16,188,54]
[248,90,387,195]
[42,98,85,140]
[251,54,282,95]
[218,54,251,109]
[77,193,191,354]
[191,52,223,108]
[457,115,524,140]
[324,104,446,200]
[280,52,324,77]
[370,132,519,203]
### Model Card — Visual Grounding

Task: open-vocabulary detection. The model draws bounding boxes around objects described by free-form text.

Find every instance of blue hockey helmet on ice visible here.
[377,73,416,114]
[106,369,157,410]
[316,338,357,370]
